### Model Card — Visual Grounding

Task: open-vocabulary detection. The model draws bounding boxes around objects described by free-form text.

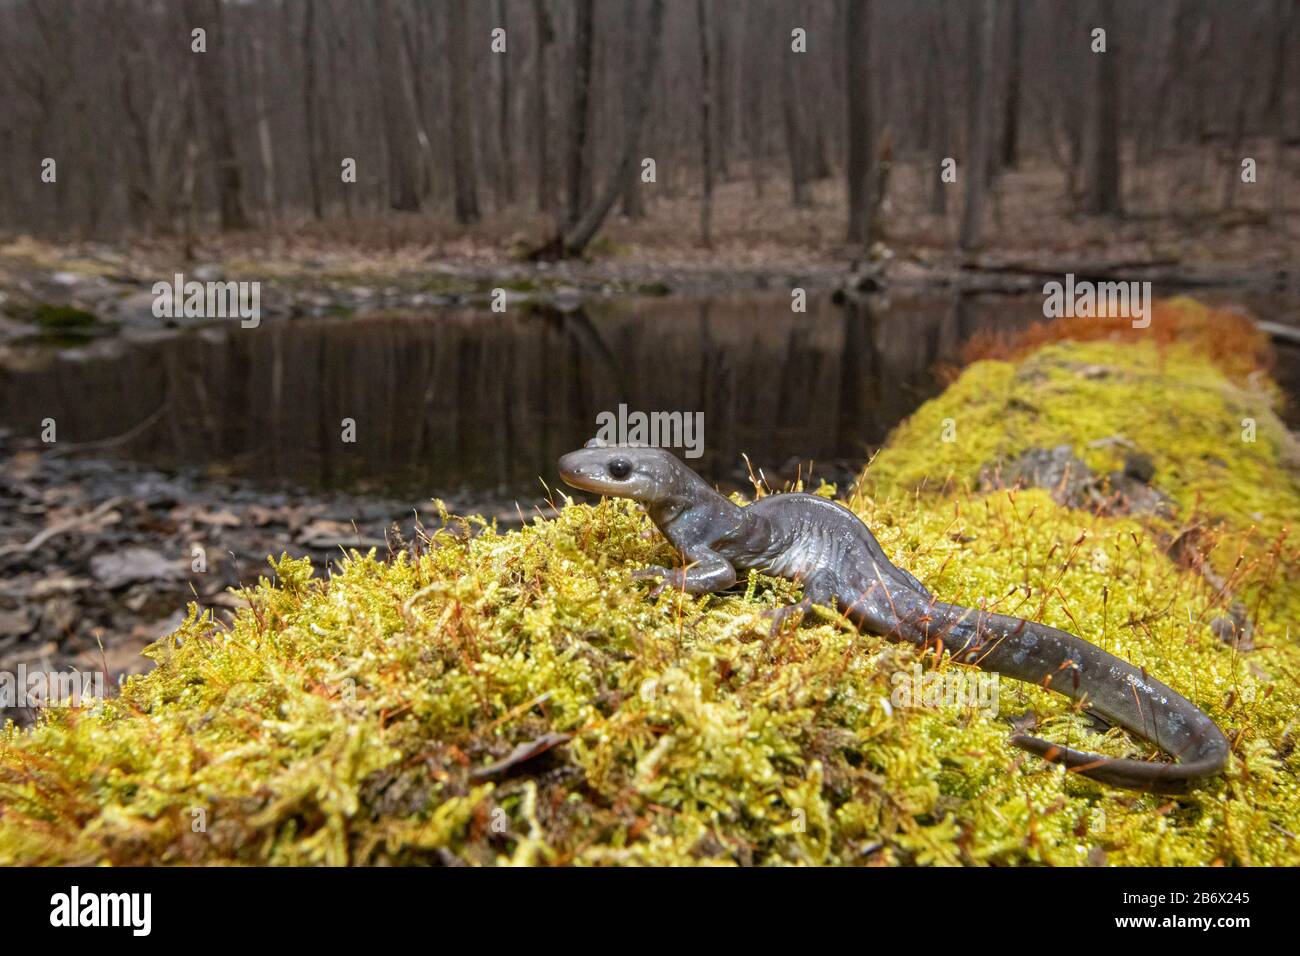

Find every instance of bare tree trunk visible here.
[495,0,515,207]
[181,88,199,255]
[620,0,645,219]
[188,0,248,230]
[560,0,666,257]
[302,0,322,219]
[1265,0,1295,217]
[252,26,276,219]
[446,0,480,222]
[714,11,730,179]
[927,1,950,217]
[873,127,891,240]
[958,0,996,250]
[845,0,874,246]
[1137,0,1181,170]
[1220,12,1253,211]
[744,5,766,198]
[1083,0,1122,216]
[1001,0,1023,168]
[532,0,554,214]
[375,0,423,212]
[397,8,435,202]
[697,0,714,245]
[115,12,156,229]
[781,28,809,207]
[565,0,595,228]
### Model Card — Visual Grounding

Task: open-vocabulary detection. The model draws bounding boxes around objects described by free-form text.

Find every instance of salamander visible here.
[558,443,1229,794]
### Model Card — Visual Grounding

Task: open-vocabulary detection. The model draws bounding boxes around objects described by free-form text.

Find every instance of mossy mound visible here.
[859,297,1300,627]
[2,302,1299,866]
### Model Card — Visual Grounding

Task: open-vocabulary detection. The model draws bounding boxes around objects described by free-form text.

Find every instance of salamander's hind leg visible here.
[894,565,932,599]
[762,572,836,637]
[633,547,738,597]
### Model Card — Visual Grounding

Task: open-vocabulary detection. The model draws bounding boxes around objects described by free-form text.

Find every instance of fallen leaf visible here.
[89,548,184,589]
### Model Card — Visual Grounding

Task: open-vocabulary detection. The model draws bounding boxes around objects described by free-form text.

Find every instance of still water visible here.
[2,290,1282,500]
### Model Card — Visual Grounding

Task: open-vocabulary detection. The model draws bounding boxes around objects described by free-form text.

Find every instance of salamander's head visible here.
[558,443,688,505]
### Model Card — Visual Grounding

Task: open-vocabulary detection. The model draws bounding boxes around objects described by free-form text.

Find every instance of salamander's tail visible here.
[1009,730,1227,794]
[929,602,1230,794]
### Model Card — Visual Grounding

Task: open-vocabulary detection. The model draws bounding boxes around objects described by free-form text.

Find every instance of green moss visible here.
[858,325,1300,626]
[7,302,101,329]
[2,302,1299,866]
[35,304,100,328]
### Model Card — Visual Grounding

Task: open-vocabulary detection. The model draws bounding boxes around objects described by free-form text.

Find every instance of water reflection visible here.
[0,292,1048,497]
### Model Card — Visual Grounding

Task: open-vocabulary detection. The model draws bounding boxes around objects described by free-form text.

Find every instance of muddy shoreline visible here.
[4,234,1298,348]
[0,438,542,726]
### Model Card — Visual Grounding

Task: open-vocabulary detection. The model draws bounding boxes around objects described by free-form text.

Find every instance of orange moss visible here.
[950,297,1272,384]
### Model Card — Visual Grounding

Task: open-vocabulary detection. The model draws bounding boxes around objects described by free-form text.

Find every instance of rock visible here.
[981,445,1175,517]
[1123,453,1156,484]
[89,547,184,589]
[109,290,161,328]
[979,445,1097,508]
[1104,470,1176,518]
[883,259,930,284]
[1211,605,1255,651]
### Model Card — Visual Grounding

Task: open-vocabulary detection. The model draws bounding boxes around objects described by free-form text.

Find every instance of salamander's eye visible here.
[607,458,632,480]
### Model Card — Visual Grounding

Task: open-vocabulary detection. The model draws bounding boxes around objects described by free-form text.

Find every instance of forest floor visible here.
[0,437,542,728]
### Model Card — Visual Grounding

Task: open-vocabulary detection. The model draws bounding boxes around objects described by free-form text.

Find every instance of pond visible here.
[0,290,1294,505]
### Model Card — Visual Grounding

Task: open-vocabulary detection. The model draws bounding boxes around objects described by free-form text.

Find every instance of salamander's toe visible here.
[632,565,675,598]
[762,599,812,638]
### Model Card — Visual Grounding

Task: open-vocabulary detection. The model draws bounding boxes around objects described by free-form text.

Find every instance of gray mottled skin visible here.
[559,445,1229,794]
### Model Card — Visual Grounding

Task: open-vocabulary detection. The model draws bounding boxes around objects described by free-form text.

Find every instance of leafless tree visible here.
[188,0,248,229]
[0,0,1291,248]
[559,0,667,257]
[445,0,480,222]
[374,0,423,212]
[697,0,714,245]
[845,0,875,246]
[532,0,555,215]
[621,0,645,219]
[959,0,997,250]
[565,0,596,228]
[1083,0,1122,215]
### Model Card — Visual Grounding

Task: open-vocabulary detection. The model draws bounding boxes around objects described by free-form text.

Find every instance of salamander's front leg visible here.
[633,547,738,597]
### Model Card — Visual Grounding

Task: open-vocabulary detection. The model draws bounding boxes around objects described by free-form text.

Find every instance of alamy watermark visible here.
[1042,273,1151,329]
[152,273,261,328]
[890,662,999,718]
[49,886,151,936]
[593,404,704,459]
[0,663,105,709]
